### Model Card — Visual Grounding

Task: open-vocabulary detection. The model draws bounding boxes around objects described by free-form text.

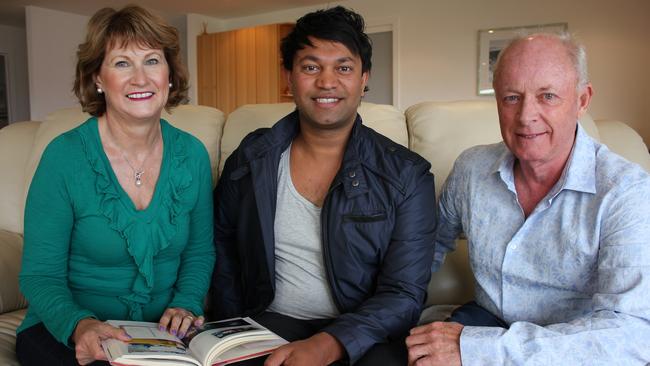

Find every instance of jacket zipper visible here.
[321,182,345,313]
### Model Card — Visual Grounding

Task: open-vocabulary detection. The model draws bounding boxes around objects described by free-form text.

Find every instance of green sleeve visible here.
[19,137,96,346]
[168,140,216,316]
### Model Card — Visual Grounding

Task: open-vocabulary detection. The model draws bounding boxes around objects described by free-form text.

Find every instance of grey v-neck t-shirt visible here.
[267,145,340,320]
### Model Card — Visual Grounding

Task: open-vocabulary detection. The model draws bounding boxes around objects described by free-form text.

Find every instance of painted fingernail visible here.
[171,330,177,336]
[159,325,165,331]
[178,332,185,338]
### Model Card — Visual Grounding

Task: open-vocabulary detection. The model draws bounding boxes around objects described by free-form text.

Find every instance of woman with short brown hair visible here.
[16,6,214,365]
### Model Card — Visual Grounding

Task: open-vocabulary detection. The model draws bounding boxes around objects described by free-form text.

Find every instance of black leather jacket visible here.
[211,111,436,363]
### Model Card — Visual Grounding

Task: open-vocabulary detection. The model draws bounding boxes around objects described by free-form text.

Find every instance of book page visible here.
[186,317,287,365]
[102,320,201,366]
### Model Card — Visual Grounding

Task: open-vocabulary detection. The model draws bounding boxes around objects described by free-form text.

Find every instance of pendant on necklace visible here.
[134,171,144,187]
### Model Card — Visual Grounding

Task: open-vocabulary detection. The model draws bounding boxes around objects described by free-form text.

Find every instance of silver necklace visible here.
[105,113,158,188]
[121,152,145,187]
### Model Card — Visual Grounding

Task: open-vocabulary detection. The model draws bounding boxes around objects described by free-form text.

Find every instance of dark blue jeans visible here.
[16,322,110,366]
[232,311,407,365]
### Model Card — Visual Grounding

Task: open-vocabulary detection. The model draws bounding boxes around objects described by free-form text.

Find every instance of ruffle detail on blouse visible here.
[80,120,193,320]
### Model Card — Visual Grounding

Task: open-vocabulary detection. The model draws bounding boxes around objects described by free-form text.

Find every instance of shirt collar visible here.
[561,124,597,194]
[493,123,597,195]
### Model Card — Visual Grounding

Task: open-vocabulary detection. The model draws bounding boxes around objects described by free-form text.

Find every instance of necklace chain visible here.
[105,113,159,188]
[121,153,146,187]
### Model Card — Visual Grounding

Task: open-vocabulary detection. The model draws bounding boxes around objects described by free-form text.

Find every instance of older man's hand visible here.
[405,321,463,366]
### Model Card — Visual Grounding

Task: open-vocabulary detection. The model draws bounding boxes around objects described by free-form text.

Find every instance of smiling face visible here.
[494,35,592,170]
[287,37,369,131]
[95,42,170,123]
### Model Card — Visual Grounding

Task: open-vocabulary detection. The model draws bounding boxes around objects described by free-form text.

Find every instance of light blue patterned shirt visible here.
[434,124,650,365]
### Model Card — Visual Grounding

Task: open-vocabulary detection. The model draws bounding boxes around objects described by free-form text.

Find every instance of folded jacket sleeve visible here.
[19,137,96,346]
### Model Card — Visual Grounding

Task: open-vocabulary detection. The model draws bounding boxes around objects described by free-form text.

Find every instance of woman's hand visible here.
[72,318,131,365]
[158,307,204,339]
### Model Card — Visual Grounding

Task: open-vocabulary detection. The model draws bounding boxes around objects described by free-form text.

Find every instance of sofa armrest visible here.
[0,230,26,315]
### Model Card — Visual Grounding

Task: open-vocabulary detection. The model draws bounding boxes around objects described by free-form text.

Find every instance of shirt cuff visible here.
[459,325,507,365]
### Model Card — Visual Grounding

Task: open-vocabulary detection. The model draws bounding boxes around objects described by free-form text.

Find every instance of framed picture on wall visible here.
[477,23,568,95]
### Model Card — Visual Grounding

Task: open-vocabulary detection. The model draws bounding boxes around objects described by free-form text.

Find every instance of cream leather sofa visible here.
[1,101,648,364]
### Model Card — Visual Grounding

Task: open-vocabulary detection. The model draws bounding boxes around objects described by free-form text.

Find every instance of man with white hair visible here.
[406,33,650,365]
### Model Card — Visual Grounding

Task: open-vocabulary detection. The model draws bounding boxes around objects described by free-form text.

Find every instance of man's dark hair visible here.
[281,6,372,73]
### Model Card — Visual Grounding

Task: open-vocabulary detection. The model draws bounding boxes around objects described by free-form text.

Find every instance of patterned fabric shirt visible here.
[434,125,650,365]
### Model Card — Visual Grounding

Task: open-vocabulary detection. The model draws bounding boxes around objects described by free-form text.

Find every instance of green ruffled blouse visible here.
[18,117,215,345]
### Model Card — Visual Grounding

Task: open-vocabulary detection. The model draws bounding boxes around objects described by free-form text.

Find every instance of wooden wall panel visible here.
[234,28,256,109]
[215,31,237,115]
[196,33,216,108]
[278,24,295,103]
[197,23,294,115]
[255,24,279,104]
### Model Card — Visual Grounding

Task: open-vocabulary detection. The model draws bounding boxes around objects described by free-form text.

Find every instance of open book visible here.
[102,317,287,366]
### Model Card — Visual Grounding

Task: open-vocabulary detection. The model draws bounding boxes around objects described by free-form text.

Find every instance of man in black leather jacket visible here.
[211,6,436,365]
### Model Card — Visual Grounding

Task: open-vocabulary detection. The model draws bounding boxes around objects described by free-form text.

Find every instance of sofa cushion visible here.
[0,230,26,315]
[161,105,226,185]
[595,119,650,173]
[219,102,407,174]
[0,309,25,366]
[426,239,474,307]
[405,100,600,197]
[0,122,41,234]
[219,103,295,175]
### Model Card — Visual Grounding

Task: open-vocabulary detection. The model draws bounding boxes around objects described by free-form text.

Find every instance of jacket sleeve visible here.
[323,161,437,363]
[168,143,215,316]
[458,178,650,365]
[210,151,245,319]
[19,139,96,346]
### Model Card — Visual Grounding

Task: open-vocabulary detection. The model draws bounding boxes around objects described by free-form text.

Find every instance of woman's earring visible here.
[97,87,103,94]
[168,82,173,88]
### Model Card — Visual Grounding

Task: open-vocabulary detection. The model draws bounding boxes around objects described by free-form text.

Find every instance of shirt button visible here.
[388,146,397,152]
[348,171,356,178]
[352,180,359,187]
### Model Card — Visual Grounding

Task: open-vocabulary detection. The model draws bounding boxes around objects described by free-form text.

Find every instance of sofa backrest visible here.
[3,105,225,236]
[219,102,408,175]
[595,119,650,172]
[0,122,41,235]
[406,100,600,197]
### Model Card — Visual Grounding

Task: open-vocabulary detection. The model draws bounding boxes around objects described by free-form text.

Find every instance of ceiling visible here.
[0,0,331,27]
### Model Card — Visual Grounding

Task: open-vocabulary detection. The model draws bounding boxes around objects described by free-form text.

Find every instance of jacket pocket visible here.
[343,212,387,223]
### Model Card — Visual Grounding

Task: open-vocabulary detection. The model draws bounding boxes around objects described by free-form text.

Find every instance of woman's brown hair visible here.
[73,5,189,116]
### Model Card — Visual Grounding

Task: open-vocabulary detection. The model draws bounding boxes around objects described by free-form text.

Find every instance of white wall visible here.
[25,6,88,121]
[0,24,30,122]
[185,0,650,145]
[22,1,650,144]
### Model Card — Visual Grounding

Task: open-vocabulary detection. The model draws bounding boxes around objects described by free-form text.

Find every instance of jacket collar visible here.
[242,110,370,199]
[241,110,300,164]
